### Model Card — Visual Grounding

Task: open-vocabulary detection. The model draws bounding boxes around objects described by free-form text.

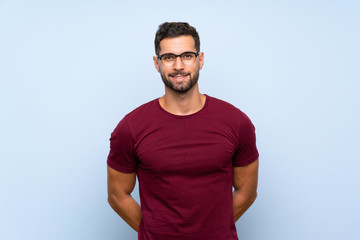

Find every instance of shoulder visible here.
[112,98,163,139]
[111,98,158,134]
[206,95,249,119]
[207,95,239,110]
[123,98,159,122]
[205,95,255,132]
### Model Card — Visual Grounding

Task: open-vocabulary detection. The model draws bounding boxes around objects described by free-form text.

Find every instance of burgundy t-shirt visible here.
[107,95,259,240]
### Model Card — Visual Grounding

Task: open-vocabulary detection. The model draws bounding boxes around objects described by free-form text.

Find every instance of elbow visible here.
[233,190,258,207]
[107,192,119,210]
[250,191,257,204]
[244,191,257,209]
[107,195,115,209]
[107,192,131,210]
[242,191,258,205]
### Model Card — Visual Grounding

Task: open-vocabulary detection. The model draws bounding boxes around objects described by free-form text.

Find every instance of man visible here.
[107,22,259,240]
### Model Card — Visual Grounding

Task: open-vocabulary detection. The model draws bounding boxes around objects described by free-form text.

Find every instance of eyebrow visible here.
[158,51,197,56]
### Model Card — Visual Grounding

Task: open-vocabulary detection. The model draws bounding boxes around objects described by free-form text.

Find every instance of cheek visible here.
[159,67,169,77]
[191,63,201,73]
[158,64,164,74]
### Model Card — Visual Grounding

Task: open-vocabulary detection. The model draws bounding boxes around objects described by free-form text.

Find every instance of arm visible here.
[107,166,142,231]
[233,158,259,222]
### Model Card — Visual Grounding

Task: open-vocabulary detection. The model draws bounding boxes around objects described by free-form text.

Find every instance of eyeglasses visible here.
[157,51,199,67]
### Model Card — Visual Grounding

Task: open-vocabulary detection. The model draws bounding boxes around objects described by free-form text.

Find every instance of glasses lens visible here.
[181,52,196,65]
[161,54,176,67]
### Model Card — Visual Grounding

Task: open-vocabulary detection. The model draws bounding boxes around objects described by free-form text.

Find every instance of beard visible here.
[160,70,200,93]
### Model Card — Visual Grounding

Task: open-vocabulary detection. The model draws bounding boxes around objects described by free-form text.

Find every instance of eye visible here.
[182,53,195,59]
[162,54,175,61]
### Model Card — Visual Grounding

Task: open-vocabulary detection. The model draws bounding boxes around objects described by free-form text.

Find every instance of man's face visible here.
[154,35,204,93]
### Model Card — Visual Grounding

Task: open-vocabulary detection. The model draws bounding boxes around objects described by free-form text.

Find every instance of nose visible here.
[173,56,184,70]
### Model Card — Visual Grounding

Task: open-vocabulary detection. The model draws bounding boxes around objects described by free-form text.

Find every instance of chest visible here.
[133,119,238,176]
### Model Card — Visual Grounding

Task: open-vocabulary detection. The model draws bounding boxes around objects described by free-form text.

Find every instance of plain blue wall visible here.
[1,0,359,239]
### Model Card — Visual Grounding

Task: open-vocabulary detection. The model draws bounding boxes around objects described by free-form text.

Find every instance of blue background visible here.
[1,0,359,239]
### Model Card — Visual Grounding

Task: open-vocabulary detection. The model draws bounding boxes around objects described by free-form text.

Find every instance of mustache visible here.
[169,72,189,77]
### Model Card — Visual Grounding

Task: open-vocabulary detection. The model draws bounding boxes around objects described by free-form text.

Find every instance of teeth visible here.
[172,75,187,77]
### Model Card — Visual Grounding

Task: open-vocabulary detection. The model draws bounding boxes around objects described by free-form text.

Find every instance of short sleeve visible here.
[232,113,259,167]
[107,118,137,173]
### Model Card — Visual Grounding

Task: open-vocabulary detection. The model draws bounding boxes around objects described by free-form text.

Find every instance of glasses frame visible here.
[157,51,200,66]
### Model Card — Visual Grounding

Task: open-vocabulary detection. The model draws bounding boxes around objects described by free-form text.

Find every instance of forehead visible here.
[159,35,196,54]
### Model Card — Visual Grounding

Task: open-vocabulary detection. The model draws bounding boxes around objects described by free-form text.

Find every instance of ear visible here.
[153,56,160,73]
[199,52,204,70]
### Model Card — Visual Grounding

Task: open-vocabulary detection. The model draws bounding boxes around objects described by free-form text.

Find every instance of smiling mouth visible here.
[169,73,189,80]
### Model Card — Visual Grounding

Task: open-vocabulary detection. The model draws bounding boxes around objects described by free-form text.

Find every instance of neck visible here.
[159,84,206,116]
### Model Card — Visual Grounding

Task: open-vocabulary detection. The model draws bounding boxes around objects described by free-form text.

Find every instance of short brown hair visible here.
[154,22,200,56]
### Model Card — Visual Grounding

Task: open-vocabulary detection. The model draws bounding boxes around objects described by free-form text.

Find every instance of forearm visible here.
[108,194,142,232]
[232,190,257,222]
